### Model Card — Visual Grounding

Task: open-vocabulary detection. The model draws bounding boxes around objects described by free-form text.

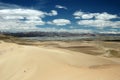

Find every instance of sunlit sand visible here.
[0,40,120,80]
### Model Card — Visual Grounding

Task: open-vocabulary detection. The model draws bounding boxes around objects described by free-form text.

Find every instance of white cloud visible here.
[3,16,24,20]
[81,14,94,19]
[73,11,95,19]
[78,20,109,27]
[73,11,118,20]
[25,20,45,25]
[0,21,38,32]
[0,9,57,20]
[0,9,46,18]
[74,11,120,29]
[95,12,118,20]
[99,31,120,34]
[46,10,58,16]
[24,27,92,33]
[55,5,67,10]
[0,6,119,33]
[0,8,58,32]
[0,19,92,33]
[48,19,71,26]
[77,20,120,28]
[56,28,92,33]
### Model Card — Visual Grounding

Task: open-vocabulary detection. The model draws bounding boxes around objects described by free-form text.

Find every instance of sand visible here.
[0,40,120,80]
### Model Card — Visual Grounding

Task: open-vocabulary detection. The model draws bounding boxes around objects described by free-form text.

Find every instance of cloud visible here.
[57,29,92,33]
[73,11,118,20]
[77,19,120,29]
[77,20,120,28]
[55,5,67,10]
[21,27,92,33]
[0,0,47,9]
[0,9,46,19]
[74,11,120,29]
[0,9,57,20]
[47,19,71,26]
[0,3,119,34]
[0,19,92,33]
[95,12,118,20]
[0,21,39,32]
[0,8,58,32]
[0,2,21,9]
[73,11,94,19]
[46,10,58,16]
[25,20,45,25]
[99,31,120,34]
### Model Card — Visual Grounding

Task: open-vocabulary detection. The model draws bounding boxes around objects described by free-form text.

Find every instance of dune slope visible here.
[0,41,120,80]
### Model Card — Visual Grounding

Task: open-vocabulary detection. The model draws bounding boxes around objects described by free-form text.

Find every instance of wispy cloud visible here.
[0,0,48,9]
[55,5,67,10]
[0,2,21,9]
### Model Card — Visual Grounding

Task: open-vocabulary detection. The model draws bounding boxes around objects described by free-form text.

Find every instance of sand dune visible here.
[0,41,120,80]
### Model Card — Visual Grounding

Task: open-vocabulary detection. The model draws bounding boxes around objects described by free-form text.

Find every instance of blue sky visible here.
[0,0,120,33]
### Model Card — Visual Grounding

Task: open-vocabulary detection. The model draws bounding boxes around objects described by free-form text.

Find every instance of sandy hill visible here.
[0,41,120,80]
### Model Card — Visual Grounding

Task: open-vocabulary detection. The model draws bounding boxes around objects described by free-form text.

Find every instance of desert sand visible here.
[0,40,120,80]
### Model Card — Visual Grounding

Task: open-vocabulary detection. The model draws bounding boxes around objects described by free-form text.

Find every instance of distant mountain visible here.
[0,31,96,37]
[0,31,120,41]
